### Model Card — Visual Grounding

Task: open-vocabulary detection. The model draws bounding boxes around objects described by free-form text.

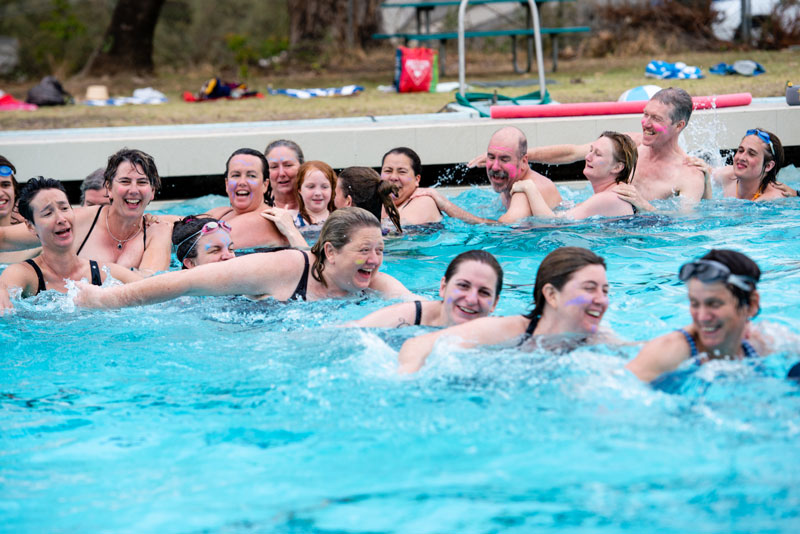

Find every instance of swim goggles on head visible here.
[678,259,756,292]
[745,129,774,156]
[176,220,232,260]
[0,165,13,177]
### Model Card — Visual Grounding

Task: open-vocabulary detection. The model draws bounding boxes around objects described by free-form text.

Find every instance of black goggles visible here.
[678,259,756,292]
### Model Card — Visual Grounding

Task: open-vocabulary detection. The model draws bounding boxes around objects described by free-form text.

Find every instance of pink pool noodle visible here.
[489,93,753,119]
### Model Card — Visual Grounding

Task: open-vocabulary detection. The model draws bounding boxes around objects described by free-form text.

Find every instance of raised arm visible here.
[527,142,592,165]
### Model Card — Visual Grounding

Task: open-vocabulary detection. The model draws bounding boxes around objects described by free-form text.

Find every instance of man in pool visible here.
[626,249,769,382]
[471,88,705,211]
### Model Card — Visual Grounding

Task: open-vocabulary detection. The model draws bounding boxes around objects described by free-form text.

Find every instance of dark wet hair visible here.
[17,177,68,224]
[381,147,422,177]
[80,168,105,205]
[224,148,269,204]
[524,247,606,320]
[743,128,784,195]
[651,87,693,126]
[104,148,161,192]
[172,215,222,268]
[699,249,760,308]
[296,161,337,224]
[338,166,402,233]
[0,154,20,202]
[309,207,382,287]
[264,139,305,206]
[444,250,504,298]
[600,131,638,184]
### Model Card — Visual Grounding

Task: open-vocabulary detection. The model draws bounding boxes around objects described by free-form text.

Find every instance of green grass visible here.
[1,48,797,131]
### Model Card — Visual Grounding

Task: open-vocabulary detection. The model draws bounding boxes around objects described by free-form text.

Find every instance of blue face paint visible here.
[565,295,591,307]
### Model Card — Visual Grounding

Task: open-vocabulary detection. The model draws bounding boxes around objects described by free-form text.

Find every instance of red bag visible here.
[394,46,437,93]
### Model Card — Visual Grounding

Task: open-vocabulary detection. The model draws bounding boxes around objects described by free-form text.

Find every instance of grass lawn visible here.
[1,47,797,131]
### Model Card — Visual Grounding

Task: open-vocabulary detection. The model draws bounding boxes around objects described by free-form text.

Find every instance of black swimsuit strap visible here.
[142,216,147,247]
[89,260,102,286]
[413,300,423,326]
[290,250,310,301]
[218,208,235,220]
[76,205,103,255]
[24,259,46,294]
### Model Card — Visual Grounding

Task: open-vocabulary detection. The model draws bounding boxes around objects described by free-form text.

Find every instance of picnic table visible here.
[374,0,590,74]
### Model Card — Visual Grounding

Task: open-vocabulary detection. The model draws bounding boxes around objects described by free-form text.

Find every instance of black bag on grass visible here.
[26,76,73,106]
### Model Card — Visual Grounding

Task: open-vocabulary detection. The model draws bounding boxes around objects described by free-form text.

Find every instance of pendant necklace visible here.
[105,212,141,250]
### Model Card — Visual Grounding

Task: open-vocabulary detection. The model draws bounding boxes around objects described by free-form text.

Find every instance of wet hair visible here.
[492,126,528,159]
[0,154,20,202]
[651,87,693,126]
[699,249,760,308]
[17,177,68,224]
[524,247,606,320]
[104,148,161,192]
[337,166,402,233]
[296,161,337,224]
[743,128,784,195]
[381,147,422,177]
[600,131,638,184]
[172,215,221,268]
[264,139,305,206]
[443,250,504,298]
[80,168,106,205]
[309,207,382,287]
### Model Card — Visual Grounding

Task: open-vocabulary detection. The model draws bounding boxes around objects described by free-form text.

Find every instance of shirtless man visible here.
[423,126,562,224]
[471,88,705,211]
[204,148,289,250]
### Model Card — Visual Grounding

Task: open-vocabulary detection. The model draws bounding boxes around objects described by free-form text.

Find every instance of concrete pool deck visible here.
[1,98,798,182]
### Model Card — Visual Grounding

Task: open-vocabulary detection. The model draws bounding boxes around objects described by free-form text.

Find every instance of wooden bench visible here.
[374,0,589,74]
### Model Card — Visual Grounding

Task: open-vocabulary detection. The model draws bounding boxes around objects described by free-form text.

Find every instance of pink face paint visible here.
[233,158,255,167]
[652,124,667,133]
[503,163,518,179]
[489,145,514,154]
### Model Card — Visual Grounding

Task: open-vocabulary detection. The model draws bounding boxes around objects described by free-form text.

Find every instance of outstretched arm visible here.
[350,301,419,328]
[369,272,420,301]
[510,180,555,217]
[413,189,497,225]
[0,224,40,252]
[625,330,690,382]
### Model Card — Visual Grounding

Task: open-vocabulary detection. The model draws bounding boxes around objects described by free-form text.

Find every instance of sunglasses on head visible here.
[678,259,756,292]
[0,165,13,177]
[745,129,774,156]
[176,220,232,259]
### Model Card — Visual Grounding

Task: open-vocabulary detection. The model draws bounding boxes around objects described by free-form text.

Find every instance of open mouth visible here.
[124,199,141,208]
[586,309,603,318]
[456,305,478,315]
[356,266,374,281]
[54,226,72,238]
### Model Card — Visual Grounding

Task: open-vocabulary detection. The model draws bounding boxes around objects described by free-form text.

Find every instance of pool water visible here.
[2,168,800,533]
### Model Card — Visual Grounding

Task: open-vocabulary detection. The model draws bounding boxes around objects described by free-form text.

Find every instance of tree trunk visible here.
[83,0,166,76]
[289,0,382,52]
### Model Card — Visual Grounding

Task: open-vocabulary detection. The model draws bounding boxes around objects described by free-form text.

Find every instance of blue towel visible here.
[645,60,704,80]
[268,85,364,99]
[709,60,765,76]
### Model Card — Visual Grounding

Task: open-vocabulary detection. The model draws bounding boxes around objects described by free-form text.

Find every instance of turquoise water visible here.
[2,169,800,533]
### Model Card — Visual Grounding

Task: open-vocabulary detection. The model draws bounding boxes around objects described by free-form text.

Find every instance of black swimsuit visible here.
[76,205,147,254]
[289,250,310,301]
[413,300,423,325]
[24,258,102,295]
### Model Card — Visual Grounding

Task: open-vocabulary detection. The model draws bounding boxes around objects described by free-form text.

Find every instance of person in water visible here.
[204,148,290,249]
[265,139,304,211]
[74,207,415,308]
[379,147,442,225]
[0,178,140,313]
[173,216,235,269]
[0,155,41,264]
[397,247,611,373]
[352,250,502,328]
[80,168,110,207]
[511,131,639,219]
[293,160,336,227]
[626,249,768,382]
[335,167,403,233]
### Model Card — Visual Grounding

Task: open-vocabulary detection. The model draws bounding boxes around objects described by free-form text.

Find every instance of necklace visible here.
[105,212,141,250]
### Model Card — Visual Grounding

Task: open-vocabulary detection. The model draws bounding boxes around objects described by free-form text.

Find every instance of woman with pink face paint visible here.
[511,132,640,220]
[352,250,502,328]
[397,247,612,373]
[265,139,304,211]
[205,148,290,250]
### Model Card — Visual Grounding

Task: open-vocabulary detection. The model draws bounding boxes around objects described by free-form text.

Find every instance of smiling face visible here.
[299,169,332,217]
[226,154,267,213]
[584,136,623,183]
[381,152,420,206]
[688,279,755,355]
[267,146,301,200]
[108,161,154,217]
[439,260,499,326]
[324,226,384,292]
[486,131,525,194]
[27,188,75,249]
[641,99,681,147]
[184,228,235,269]
[732,135,774,183]
[0,174,14,222]
[546,264,609,334]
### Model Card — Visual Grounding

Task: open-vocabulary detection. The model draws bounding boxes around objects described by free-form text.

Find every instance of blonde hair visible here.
[309,207,382,287]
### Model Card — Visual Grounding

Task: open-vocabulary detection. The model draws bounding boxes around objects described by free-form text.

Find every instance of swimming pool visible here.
[2,168,800,533]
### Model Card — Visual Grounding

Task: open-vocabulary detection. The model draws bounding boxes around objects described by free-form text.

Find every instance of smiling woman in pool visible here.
[397,247,610,373]
[265,139,304,211]
[353,250,502,328]
[74,207,415,308]
[380,147,442,225]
